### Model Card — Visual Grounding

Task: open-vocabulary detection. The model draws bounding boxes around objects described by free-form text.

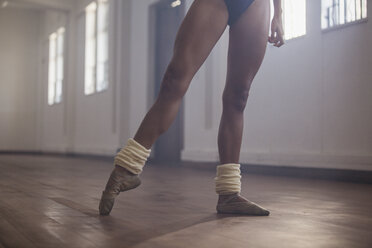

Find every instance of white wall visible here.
[0,8,41,151]
[182,0,372,170]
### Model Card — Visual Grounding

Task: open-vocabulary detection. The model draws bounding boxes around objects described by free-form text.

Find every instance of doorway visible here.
[150,0,185,162]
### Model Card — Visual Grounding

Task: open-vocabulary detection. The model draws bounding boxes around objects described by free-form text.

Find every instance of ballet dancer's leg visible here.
[216,0,271,215]
[99,0,229,215]
[134,0,229,149]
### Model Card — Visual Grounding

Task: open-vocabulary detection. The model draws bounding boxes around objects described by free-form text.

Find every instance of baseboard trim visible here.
[0,150,113,162]
[179,160,372,184]
[181,150,372,171]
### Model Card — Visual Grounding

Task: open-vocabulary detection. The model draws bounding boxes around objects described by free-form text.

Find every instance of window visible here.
[321,0,367,29]
[270,0,307,40]
[282,0,307,40]
[48,27,65,105]
[85,0,109,95]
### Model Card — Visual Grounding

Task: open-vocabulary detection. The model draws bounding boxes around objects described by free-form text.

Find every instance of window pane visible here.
[55,79,62,103]
[56,29,64,82]
[85,66,95,95]
[283,0,306,40]
[340,0,346,25]
[321,0,330,29]
[361,0,367,18]
[48,33,57,105]
[98,0,108,31]
[85,2,97,95]
[96,61,108,92]
[86,38,96,67]
[97,31,108,92]
[48,62,56,105]
[86,3,96,38]
[85,37,96,95]
[347,0,356,22]
[56,54,63,104]
[54,28,64,103]
[96,62,105,92]
[57,27,65,55]
[57,56,64,81]
[97,32,108,63]
[97,0,109,92]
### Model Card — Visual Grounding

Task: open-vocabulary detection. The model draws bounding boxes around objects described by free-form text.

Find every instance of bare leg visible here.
[218,0,270,164]
[217,0,271,214]
[134,0,229,149]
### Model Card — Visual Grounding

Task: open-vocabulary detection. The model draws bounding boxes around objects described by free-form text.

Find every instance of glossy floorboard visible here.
[0,154,371,248]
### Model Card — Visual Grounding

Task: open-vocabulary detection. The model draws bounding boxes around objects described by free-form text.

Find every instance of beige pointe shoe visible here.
[99,165,141,215]
[217,193,270,216]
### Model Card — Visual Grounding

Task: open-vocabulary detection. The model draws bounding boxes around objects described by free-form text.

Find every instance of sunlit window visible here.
[321,0,367,29]
[282,0,306,40]
[85,0,109,95]
[48,27,65,105]
[270,0,307,41]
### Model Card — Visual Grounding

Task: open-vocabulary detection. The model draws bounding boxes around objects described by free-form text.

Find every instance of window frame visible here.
[84,0,109,96]
[282,0,307,41]
[48,27,65,106]
[321,0,368,31]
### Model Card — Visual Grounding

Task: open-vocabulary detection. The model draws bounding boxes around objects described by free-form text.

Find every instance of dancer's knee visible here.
[223,83,251,112]
[158,62,191,100]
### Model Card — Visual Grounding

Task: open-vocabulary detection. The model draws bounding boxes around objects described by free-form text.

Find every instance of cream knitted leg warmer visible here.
[215,163,242,195]
[114,138,151,174]
[215,163,270,216]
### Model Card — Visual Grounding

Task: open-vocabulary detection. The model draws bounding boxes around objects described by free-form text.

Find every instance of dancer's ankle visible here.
[114,164,136,175]
[218,193,239,204]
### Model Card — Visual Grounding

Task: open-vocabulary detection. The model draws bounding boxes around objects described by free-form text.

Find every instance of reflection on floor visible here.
[0,154,371,248]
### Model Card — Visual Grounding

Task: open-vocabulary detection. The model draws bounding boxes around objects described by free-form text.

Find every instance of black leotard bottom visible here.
[224,0,255,26]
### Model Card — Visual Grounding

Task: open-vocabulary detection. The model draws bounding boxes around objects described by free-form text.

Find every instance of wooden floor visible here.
[0,154,371,248]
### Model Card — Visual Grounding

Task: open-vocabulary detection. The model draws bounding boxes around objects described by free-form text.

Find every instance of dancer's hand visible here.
[268,14,284,47]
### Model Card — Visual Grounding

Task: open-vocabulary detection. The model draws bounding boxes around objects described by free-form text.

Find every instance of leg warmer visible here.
[215,163,241,195]
[114,138,151,175]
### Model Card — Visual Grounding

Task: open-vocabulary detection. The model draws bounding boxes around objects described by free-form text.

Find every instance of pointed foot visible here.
[98,165,141,215]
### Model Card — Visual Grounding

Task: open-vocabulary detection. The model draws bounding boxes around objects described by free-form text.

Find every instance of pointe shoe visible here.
[99,165,141,215]
[217,193,270,216]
